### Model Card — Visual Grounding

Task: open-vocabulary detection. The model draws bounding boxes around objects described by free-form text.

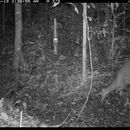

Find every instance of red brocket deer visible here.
[101,60,130,102]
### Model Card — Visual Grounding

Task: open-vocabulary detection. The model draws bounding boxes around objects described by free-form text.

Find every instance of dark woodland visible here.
[0,3,130,127]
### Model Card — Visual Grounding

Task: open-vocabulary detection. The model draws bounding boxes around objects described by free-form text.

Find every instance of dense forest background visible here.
[0,3,130,127]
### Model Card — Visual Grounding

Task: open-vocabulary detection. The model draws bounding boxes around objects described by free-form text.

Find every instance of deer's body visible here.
[101,60,130,102]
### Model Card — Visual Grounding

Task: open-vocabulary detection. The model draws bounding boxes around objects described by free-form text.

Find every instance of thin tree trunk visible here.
[82,3,87,84]
[14,3,22,76]
[2,3,5,39]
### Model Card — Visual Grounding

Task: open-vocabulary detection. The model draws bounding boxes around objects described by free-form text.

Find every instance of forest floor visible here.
[0,46,130,127]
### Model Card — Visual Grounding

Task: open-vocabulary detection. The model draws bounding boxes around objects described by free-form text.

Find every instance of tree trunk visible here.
[14,3,22,76]
[82,3,87,84]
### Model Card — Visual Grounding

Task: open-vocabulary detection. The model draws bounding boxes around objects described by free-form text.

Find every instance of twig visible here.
[3,82,17,99]
[59,85,82,98]
[20,110,23,127]
[39,114,70,127]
